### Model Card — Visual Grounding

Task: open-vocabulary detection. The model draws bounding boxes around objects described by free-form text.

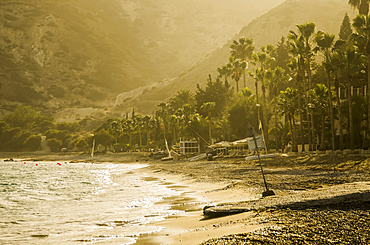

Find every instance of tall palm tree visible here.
[122,118,134,150]
[200,102,216,144]
[289,23,317,151]
[353,14,370,147]
[157,102,169,143]
[217,64,233,141]
[267,66,290,150]
[300,23,317,151]
[178,103,195,137]
[330,47,346,150]
[142,115,151,146]
[287,57,306,150]
[230,37,255,88]
[348,0,370,15]
[169,114,179,143]
[278,87,298,151]
[133,114,143,147]
[310,84,330,150]
[343,45,363,149]
[229,56,246,92]
[217,64,232,85]
[251,50,273,144]
[108,119,123,144]
[315,31,336,151]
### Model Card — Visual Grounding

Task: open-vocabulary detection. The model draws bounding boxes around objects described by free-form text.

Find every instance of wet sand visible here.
[1,152,370,244]
[133,169,263,245]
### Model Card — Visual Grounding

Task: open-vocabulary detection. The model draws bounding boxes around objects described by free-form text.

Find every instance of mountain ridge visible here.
[116,0,356,115]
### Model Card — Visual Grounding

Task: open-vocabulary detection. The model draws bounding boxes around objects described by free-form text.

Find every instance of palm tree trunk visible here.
[368,56,370,149]
[300,59,311,150]
[208,116,212,145]
[274,87,278,150]
[288,114,294,149]
[321,112,326,150]
[291,111,297,152]
[307,57,315,151]
[255,80,260,124]
[298,89,305,150]
[327,71,335,151]
[262,85,269,152]
[335,74,344,150]
[348,82,354,150]
[310,98,315,151]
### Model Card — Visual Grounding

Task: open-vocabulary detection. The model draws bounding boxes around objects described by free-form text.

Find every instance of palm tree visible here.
[267,66,291,150]
[250,50,273,144]
[229,56,246,92]
[289,23,317,151]
[315,31,336,151]
[310,84,330,150]
[287,57,306,150]
[230,37,255,88]
[330,47,346,150]
[217,64,234,140]
[177,103,195,138]
[288,33,306,149]
[169,114,179,143]
[200,102,216,144]
[269,121,290,151]
[169,90,195,110]
[348,0,370,15]
[278,87,298,151]
[343,45,364,149]
[122,118,134,150]
[352,14,370,147]
[157,102,169,144]
[133,114,144,147]
[142,115,151,146]
[107,119,123,144]
[217,64,232,85]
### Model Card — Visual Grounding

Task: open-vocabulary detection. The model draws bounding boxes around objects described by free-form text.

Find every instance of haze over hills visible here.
[0,0,284,119]
[121,0,285,78]
[118,0,356,115]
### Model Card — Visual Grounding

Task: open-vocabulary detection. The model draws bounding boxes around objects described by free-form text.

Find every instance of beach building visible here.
[179,139,200,155]
[209,138,251,157]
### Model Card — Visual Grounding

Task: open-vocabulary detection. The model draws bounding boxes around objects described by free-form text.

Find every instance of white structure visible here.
[180,140,200,155]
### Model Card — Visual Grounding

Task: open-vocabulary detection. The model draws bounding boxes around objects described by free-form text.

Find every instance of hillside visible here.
[122,0,285,78]
[0,0,283,119]
[117,0,357,115]
[0,0,158,115]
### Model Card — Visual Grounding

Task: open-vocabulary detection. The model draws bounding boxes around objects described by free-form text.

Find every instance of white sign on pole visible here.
[247,135,265,151]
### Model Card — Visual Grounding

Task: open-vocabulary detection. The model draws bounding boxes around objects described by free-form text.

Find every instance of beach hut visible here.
[180,139,200,155]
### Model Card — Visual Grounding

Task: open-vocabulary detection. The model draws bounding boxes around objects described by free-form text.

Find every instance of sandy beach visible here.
[1,151,370,244]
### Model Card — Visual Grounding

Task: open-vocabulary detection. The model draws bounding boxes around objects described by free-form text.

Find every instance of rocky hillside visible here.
[117,0,356,115]
[0,0,283,119]
[0,0,157,114]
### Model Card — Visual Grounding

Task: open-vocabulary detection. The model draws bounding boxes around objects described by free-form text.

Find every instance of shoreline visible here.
[1,151,370,244]
[134,167,262,245]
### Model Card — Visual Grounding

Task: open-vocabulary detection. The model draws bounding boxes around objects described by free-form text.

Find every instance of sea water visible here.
[0,160,184,244]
